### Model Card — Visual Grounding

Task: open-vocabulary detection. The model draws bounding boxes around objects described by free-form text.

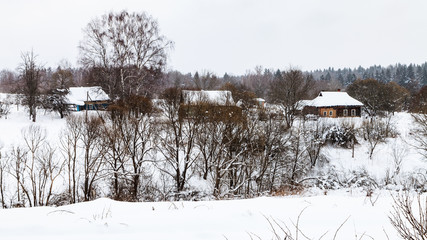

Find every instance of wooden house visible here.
[300,91,363,118]
[179,90,242,121]
[67,86,110,111]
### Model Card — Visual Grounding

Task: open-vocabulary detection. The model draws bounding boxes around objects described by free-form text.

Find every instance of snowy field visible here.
[0,190,422,240]
[0,93,426,239]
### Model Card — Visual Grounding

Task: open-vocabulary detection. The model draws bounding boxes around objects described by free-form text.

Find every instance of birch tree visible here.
[79,10,173,99]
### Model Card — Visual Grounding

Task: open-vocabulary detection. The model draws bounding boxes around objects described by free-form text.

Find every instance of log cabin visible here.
[301,91,363,118]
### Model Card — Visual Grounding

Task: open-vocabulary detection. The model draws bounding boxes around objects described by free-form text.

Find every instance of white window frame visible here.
[351,109,356,116]
[343,109,348,117]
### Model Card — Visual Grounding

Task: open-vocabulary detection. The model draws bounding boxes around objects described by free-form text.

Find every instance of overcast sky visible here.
[1,0,426,75]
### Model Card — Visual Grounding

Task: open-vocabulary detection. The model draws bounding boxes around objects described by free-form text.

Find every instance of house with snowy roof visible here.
[300,90,364,118]
[179,90,242,121]
[67,86,110,111]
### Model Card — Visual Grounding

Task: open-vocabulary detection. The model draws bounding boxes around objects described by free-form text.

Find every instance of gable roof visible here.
[67,87,110,105]
[182,90,234,105]
[304,91,363,108]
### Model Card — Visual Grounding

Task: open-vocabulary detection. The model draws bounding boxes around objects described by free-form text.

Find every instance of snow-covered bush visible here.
[313,167,379,192]
[324,123,357,148]
[0,101,10,119]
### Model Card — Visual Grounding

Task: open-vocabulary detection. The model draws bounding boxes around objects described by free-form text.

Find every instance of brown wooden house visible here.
[179,90,242,122]
[300,91,363,118]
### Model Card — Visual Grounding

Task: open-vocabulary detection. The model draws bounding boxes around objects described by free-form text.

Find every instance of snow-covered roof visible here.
[296,100,313,110]
[182,90,234,105]
[67,87,110,105]
[304,91,363,108]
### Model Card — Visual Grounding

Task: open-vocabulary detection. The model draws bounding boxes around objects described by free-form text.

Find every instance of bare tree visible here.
[0,70,19,93]
[80,115,105,201]
[287,123,310,183]
[241,66,273,99]
[22,125,46,207]
[156,88,199,193]
[60,115,82,203]
[192,71,220,90]
[19,51,41,122]
[8,147,26,206]
[302,119,327,167]
[254,113,290,192]
[79,10,173,99]
[347,78,410,116]
[7,126,64,207]
[36,143,64,206]
[50,67,74,89]
[361,116,395,159]
[103,117,129,200]
[196,107,247,197]
[0,147,6,208]
[123,114,156,201]
[268,69,313,128]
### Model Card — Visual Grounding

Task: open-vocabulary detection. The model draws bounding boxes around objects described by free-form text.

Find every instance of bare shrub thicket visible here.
[302,120,327,167]
[1,87,424,205]
[389,193,427,240]
[102,97,156,201]
[193,106,245,197]
[251,112,289,193]
[60,114,106,202]
[6,126,64,207]
[81,115,105,201]
[60,115,82,204]
[412,113,427,159]
[156,88,199,194]
[361,115,397,159]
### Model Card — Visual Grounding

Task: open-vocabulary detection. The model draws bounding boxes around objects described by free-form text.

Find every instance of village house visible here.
[179,90,242,121]
[67,86,110,111]
[300,90,364,118]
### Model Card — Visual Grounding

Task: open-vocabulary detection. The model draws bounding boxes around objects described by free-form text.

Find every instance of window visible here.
[329,111,333,116]
[323,111,327,116]
[343,109,348,117]
[88,104,93,110]
[351,109,356,116]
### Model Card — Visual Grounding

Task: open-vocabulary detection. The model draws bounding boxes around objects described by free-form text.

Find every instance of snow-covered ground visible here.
[0,94,426,239]
[0,190,422,240]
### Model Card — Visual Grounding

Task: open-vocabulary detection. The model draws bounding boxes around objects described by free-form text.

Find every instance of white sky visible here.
[1,0,427,75]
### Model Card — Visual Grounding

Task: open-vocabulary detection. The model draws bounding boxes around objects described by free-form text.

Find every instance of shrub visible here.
[324,124,357,148]
[0,101,11,119]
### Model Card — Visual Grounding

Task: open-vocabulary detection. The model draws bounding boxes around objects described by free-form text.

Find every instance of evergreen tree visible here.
[422,67,427,86]
[43,88,70,118]
[338,73,344,86]
[325,72,332,81]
